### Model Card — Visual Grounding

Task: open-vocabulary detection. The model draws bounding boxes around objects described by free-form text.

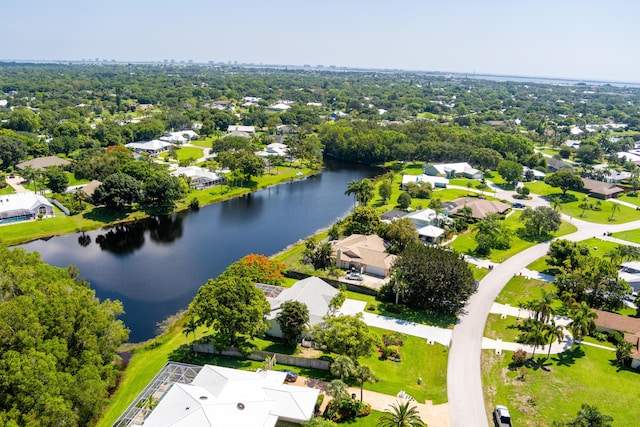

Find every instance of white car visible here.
[346,272,363,281]
[493,405,512,427]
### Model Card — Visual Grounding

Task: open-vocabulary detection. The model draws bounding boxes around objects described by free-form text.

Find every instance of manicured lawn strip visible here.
[188,139,215,148]
[473,266,490,281]
[484,314,521,342]
[576,237,623,258]
[617,193,640,207]
[495,276,555,306]
[342,410,385,426]
[66,172,89,187]
[612,228,640,245]
[525,256,552,274]
[360,327,448,404]
[174,146,205,162]
[0,185,15,195]
[482,346,640,427]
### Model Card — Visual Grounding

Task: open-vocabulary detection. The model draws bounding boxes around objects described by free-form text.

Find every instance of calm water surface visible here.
[18,160,379,342]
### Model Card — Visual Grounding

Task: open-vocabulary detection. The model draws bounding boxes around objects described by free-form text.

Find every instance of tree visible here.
[353,364,375,402]
[520,206,562,238]
[92,172,142,208]
[397,192,412,209]
[521,318,547,359]
[523,289,557,324]
[311,313,378,361]
[547,240,589,270]
[474,213,512,255]
[544,320,565,358]
[379,217,420,254]
[568,302,597,349]
[376,400,425,427]
[45,166,69,194]
[497,160,523,186]
[143,171,185,209]
[326,379,350,401]
[545,169,584,195]
[388,243,475,315]
[329,286,347,313]
[182,315,199,341]
[190,275,270,348]
[0,246,128,426]
[304,418,338,427]
[276,301,310,347]
[7,108,40,132]
[343,206,380,236]
[379,180,392,204]
[560,403,613,427]
[609,203,620,222]
[345,179,375,207]
[222,253,285,286]
[330,355,355,381]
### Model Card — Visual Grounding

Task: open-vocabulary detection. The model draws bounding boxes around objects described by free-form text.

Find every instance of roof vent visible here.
[199,396,208,400]
[237,403,245,410]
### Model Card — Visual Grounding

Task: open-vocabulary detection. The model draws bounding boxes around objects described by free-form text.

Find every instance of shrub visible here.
[189,197,200,209]
[315,393,325,414]
[510,348,528,368]
[384,303,404,313]
[627,191,638,197]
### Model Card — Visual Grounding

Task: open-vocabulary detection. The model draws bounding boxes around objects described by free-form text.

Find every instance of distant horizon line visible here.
[1,58,639,87]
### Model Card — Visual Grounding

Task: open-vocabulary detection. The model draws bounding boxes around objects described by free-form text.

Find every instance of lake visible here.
[18,159,380,342]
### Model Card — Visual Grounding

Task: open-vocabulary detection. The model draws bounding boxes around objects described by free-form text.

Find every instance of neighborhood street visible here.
[447,198,640,427]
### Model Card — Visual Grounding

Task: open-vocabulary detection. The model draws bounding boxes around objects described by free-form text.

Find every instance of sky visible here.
[3,0,639,83]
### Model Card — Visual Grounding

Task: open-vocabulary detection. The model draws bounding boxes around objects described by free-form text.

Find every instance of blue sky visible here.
[3,0,639,82]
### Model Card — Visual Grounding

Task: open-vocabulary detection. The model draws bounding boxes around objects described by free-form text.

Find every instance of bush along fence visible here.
[192,344,331,370]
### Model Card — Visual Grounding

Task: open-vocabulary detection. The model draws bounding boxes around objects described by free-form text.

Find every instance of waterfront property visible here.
[264,276,338,338]
[332,234,397,277]
[171,166,226,189]
[401,173,449,188]
[121,363,319,427]
[0,193,54,224]
[424,162,483,180]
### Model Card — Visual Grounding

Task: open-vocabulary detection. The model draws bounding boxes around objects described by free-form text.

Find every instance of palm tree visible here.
[345,179,375,207]
[568,403,613,427]
[544,320,565,358]
[609,202,620,221]
[353,364,375,402]
[568,302,598,349]
[330,355,355,381]
[377,400,425,427]
[345,180,364,208]
[522,319,547,359]
[579,196,590,217]
[182,315,199,341]
[529,289,557,324]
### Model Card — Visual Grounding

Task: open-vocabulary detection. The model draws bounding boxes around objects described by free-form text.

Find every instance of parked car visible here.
[8,174,15,179]
[278,369,298,382]
[511,202,525,209]
[346,272,363,281]
[624,292,638,302]
[493,405,512,427]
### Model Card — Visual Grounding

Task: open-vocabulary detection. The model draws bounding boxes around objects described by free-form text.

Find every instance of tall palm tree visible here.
[182,315,199,341]
[569,403,613,427]
[377,400,425,427]
[529,289,557,324]
[609,202,620,221]
[522,319,547,359]
[568,302,598,349]
[345,180,364,208]
[353,364,375,402]
[330,355,355,381]
[544,320,565,358]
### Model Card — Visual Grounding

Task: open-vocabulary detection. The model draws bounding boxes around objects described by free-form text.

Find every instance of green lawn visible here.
[482,345,640,427]
[188,138,215,149]
[448,211,577,262]
[524,182,640,224]
[525,256,553,275]
[617,192,640,207]
[494,276,555,307]
[173,146,205,162]
[612,228,640,245]
[66,172,89,187]
[484,313,522,342]
[0,185,15,195]
[526,237,628,274]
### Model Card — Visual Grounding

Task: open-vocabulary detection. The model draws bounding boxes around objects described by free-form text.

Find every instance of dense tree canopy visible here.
[0,246,128,426]
[311,313,378,361]
[388,243,475,314]
[93,172,142,208]
[545,170,584,195]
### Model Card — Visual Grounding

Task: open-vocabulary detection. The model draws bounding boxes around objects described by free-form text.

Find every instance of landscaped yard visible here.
[161,146,205,162]
[494,276,555,307]
[612,228,640,245]
[484,313,522,342]
[448,211,577,263]
[0,185,15,195]
[482,345,640,426]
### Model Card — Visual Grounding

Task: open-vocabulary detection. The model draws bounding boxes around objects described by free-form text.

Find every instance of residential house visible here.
[171,166,225,189]
[546,157,573,173]
[131,364,319,427]
[79,180,101,198]
[160,130,199,144]
[16,155,70,171]
[404,209,449,243]
[401,174,449,189]
[448,197,511,220]
[264,277,338,338]
[255,142,290,160]
[227,125,256,134]
[268,103,292,111]
[619,261,640,292]
[617,151,640,165]
[125,140,173,157]
[593,310,640,369]
[423,162,483,180]
[580,178,623,199]
[564,140,581,149]
[0,193,54,224]
[523,166,546,181]
[332,234,397,277]
[380,210,408,223]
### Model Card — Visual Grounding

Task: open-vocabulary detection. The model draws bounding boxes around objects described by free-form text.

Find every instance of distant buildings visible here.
[423,162,483,180]
[125,140,173,157]
[16,156,71,171]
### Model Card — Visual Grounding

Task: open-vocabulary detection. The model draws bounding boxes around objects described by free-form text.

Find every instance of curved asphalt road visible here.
[447,195,640,426]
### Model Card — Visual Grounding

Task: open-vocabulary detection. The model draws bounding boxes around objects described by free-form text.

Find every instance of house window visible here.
[38,206,47,215]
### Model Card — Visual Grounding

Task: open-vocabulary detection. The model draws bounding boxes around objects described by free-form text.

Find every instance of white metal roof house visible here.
[423,162,483,179]
[255,142,290,159]
[0,193,54,225]
[160,130,199,143]
[265,276,339,338]
[125,140,173,156]
[401,174,449,188]
[171,166,226,189]
[227,125,256,134]
[132,365,319,427]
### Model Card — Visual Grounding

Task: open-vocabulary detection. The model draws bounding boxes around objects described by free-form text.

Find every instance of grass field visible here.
[482,345,640,427]
[484,313,522,342]
[494,276,555,307]
[612,228,640,245]
[0,185,15,195]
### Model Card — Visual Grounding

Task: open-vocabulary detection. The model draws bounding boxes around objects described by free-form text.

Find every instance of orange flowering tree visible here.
[222,253,285,286]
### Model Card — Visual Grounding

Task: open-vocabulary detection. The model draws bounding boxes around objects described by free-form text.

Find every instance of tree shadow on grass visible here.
[527,356,553,371]
[82,206,133,223]
[553,347,586,367]
[515,227,554,243]
[546,193,578,204]
[377,304,457,329]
